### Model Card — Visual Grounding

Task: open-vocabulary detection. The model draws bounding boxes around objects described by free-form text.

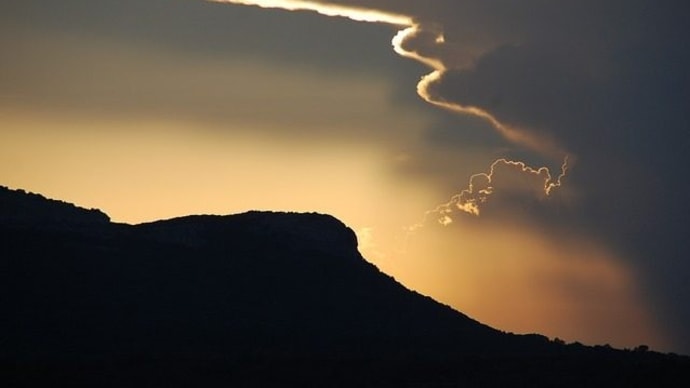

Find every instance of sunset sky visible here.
[2,0,689,354]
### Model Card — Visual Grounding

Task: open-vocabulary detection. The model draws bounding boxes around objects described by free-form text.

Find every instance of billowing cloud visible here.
[209,0,571,210]
[429,157,568,222]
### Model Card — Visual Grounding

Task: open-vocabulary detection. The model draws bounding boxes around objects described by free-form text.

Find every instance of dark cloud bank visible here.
[215,0,690,352]
[365,0,690,352]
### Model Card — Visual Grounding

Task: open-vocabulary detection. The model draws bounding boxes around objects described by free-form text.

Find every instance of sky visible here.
[2,0,689,354]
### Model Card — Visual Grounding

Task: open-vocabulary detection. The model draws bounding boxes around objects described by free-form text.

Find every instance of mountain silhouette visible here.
[1,185,688,387]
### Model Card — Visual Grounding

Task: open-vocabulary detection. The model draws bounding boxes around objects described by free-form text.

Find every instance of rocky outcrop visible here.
[136,211,359,255]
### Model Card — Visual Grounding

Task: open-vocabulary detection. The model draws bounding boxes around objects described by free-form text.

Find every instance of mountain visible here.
[1,185,688,387]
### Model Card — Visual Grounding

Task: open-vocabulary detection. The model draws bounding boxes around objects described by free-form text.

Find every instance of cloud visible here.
[0,1,433,145]
[208,1,572,219]
[210,0,411,25]
[208,1,567,155]
[339,0,690,352]
[427,158,568,222]
[210,0,690,352]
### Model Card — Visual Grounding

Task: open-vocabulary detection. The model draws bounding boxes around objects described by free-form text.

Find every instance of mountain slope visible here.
[1,185,688,387]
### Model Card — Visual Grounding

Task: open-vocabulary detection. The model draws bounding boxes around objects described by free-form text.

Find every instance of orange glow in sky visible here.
[400,220,667,348]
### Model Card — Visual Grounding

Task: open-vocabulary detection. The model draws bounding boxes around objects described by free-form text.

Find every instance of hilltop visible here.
[1,185,687,387]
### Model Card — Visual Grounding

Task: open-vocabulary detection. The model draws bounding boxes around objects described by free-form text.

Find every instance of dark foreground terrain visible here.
[1,186,688,387]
